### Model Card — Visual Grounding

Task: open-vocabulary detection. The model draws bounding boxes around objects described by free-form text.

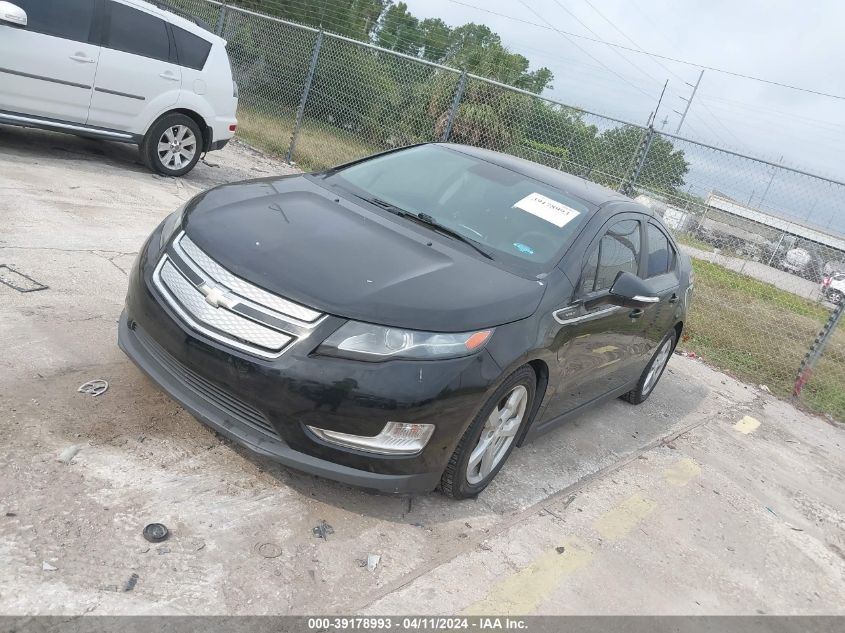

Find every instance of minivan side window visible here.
[14,0,96,43]
[646,223,675,278]
[581,220,641,293]
[172,26,212,71]
[105,1,171,63]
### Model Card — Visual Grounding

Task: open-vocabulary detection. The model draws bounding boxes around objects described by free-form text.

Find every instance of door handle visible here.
[628,308,645,320]
[69,54,95,63]
[668,293,679,304]
[159,72,179,81]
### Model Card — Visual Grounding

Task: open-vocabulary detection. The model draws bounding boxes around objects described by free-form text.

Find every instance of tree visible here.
[419,18,451,62]
[376,2,421,54]
[594,127,689,191]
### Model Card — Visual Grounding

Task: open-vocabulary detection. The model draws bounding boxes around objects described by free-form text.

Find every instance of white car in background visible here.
[822,272,845,305]
[0,0,238,176]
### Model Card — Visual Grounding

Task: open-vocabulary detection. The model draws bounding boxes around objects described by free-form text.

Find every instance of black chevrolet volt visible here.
[120,143,692,498]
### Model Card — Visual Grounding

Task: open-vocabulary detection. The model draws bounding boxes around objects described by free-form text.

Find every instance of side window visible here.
[646,223,675,278]
[581,220,641,293]
[172,26,212,71]
[15,0,96,42]
[105,1,171,62]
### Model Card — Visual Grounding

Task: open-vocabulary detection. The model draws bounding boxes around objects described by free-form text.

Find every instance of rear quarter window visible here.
[172,26,212,71]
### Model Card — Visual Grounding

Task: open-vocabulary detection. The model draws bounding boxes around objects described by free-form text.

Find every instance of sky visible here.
[402,0,845,232]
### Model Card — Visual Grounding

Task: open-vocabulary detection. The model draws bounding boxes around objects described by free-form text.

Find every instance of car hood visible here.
[182,175,546,332]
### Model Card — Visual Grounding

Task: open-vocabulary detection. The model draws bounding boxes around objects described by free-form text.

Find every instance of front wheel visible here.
[439,366,536,499]
[141,114,202,177]
[622,329,677,405]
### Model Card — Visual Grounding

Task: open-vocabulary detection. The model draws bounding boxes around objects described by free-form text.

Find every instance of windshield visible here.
[324,145,592,274]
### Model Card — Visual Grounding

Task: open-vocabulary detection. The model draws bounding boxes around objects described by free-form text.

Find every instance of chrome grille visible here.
[153,232,324,358]
[179,236,321,324]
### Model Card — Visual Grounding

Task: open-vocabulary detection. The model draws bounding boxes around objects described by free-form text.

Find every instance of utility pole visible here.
[674,69,704,134]
[649,79,668,126]
[758,155,783,210]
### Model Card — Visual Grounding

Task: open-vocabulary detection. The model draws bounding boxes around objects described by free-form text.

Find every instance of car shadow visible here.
[0,123,149,173]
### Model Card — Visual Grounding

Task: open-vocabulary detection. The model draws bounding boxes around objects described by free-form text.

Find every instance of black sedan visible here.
[119,143,692,498]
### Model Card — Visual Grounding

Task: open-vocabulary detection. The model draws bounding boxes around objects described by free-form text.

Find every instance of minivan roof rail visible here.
[147,0,213,32]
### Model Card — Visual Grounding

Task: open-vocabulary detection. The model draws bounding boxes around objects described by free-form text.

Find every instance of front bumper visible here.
[118,230,502,493]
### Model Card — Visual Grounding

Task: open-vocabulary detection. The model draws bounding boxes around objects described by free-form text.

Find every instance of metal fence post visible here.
[286,30,324,164]
[619,126,654,196]
[793,301,845,397]
[441,71,467,142]
[214,2,227,36]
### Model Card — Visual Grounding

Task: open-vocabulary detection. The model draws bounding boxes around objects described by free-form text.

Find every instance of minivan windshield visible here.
[324,145,592,275]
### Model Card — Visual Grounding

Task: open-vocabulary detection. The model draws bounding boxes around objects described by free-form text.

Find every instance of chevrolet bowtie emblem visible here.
[199,284,239,309]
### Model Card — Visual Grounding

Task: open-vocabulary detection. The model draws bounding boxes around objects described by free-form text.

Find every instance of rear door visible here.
[0,0,100,123]
[87,0,180,133]
[544,216,651,414]
[640,220,682,351]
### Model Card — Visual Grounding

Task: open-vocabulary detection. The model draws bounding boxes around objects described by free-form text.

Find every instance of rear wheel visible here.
[440,366,536,499]
[622,329,677,405]
[141,114,202,177]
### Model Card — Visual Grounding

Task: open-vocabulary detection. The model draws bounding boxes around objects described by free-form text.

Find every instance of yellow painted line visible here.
[663,457,701,486]
[734,415,761,434]
[592,345,618,354]
[462,537,593,616]
[593,494,656,540]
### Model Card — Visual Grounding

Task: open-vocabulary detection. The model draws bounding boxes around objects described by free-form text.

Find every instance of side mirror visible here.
[0,2,27,27]
[584,271,659,310]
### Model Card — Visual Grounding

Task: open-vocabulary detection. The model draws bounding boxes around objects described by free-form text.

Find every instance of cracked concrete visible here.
[0,125,843,616]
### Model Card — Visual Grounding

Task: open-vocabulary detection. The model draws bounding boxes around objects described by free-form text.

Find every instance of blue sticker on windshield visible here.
[513,242,535,255]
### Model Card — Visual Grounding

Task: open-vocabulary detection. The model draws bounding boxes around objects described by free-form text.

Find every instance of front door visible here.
[0,0,100,124]
[87,0,180,132]
[544,217,651,416]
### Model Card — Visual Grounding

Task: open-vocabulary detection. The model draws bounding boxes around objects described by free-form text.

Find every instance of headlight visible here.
[318,321,493,361]
[159,203,187,250]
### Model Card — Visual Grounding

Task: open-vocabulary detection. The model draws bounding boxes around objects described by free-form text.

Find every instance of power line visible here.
[549,0,664,88]
[446,0,845,101]
[516,0,656,101]
[574,0,744,147]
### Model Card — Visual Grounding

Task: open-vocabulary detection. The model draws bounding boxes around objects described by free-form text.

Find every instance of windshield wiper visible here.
[409,213,494,260]
[350,194,494,260]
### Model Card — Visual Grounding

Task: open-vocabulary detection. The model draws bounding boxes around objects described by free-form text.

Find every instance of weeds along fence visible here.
[174,0,845,421]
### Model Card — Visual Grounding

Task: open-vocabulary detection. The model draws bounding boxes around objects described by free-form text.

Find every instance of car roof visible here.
[440,142,634,208]
[119,0,225,45]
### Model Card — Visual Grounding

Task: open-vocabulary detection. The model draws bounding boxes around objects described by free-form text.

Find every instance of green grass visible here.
[675,232,715,253]
[680,260,844,421]
[237,108,380,171]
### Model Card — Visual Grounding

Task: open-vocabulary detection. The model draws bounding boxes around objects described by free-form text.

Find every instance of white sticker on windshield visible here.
[513,193,580,228]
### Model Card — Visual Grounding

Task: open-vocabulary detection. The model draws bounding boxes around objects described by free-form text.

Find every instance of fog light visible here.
[307,421,435,455]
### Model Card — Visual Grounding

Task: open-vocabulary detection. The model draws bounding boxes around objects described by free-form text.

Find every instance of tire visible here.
[440,366,536,499]
[141,113,203,177]
[622,329,677,405]
[830,290,845,306]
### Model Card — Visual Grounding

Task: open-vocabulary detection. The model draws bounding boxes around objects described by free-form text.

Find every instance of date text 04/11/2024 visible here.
[306,617,528,630]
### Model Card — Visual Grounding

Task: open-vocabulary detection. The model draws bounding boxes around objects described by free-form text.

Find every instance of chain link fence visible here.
[172,0,844,421]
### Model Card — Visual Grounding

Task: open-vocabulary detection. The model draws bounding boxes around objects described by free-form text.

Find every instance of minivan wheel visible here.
[622,329,677,405]
[141,114,202,177]
[439,366,536,499]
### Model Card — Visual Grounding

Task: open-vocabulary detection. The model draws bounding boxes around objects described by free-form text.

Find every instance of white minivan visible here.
[0,0,238,176]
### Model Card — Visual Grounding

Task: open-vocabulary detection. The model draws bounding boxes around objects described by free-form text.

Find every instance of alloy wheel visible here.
[643,337,673,395]
[157,125,197,171]
[466,385,528,485]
